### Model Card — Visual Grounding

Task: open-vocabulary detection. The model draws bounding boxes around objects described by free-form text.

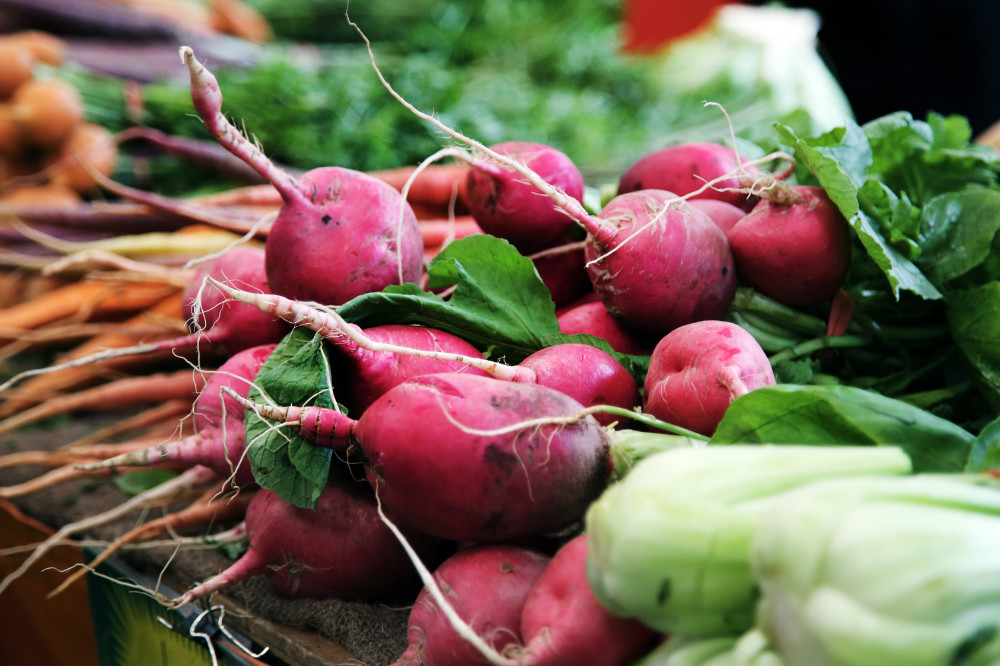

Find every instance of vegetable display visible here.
[0,4,999,666]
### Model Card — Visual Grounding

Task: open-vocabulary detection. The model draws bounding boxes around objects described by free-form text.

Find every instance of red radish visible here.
[726,185,852,307]
[528,240,592,309]
[689,199,747,234]
[78,343,278,486]
[512,534,659,666]
[180,47,423,306]
[233,372,611,542]
[585,190,737,338]
[465,141,585,253]
[643,320,775,436]
[211,280,636,424]
[556,300,651,356]
[171,475,442,606]
[181,246,290,355]
[617,142,761,211]
[393,545,551,666]
[354,34,741,339]
[517,344,639,427]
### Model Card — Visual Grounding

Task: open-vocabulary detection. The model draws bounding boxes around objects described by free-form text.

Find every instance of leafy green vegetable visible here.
[711,384,975,472]
[112,469,179,496]
[338,234,558,363]
[244,328,336,509]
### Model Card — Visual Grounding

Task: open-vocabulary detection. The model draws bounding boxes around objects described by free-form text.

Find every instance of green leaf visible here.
[338,234,560,362]
[917,189,1000,286]
[710,384,974,472]
[245,327,336,509]
[966,415,1000,472]
[946,282,1000,409]
[112,469,179,496]
[773,120,941,300]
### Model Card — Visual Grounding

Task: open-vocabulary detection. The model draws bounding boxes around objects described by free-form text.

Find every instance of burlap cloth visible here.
[0,411,414,666]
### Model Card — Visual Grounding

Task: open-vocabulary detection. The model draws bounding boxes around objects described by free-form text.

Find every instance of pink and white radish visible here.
[210,280,638,425]
[643,320,775,436]
[232,372,611,542]
[464,141,585,253]
[393,545,552,666]
[352,30,743,339]
[726,184,852,307]
[511,534,659,666]
[556,300,651,356]
[617,141,762,211]
[171,474,443,607]
[180,46,423,306]
[78,343,278,487]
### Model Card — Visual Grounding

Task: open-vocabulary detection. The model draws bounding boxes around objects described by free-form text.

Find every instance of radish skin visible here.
[512,534,659,666]
[234,373,611,542]
[180,46,423,306]
[171,477,441,606]
[393,545,551,666]
[643,320,775,436]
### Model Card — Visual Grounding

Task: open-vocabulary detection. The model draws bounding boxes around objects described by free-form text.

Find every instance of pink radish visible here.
[617,142,761,211]
[172,473,443,606]
[643,320,775,436]
[556,300,652,356]
[584,191,736,338]
[465,141,585,253]
[529,239,592,309]
[180,46,423,306]
[726,185,852,307]
[181,245,290,355]
[211,280,637,425]
[511,534,659,666]
[78,343,278,486]
[689,199,747,234]
[354,30,744,340]
[233,372,611,542]
[393,544,551,666]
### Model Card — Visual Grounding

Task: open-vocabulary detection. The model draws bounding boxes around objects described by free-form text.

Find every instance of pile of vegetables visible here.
[0,4,999,666]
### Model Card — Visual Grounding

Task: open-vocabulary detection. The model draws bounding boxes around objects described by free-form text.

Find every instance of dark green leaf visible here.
[917,190,1000,286]
[245,328,336,509]
[946,282,1000,409]
[338,234,559,362]
[773,120,941,300]
[711,384,974,472]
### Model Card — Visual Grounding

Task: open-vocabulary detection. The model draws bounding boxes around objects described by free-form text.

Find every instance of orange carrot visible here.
[0,292,185,418]
[47,122,119,194]
[5,78,83,150]
[0,369,203,435]
[64,398,194,450]
[0,40,35,100]
[0,438,158,471]
[0,279,177,340]
[186,183,281,208]
[419,215,483,247]
[2,31,66,66]
[369,163,470,207]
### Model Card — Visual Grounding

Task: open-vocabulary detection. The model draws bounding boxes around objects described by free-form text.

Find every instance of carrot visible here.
[0,369,203,435]
[46,122,119,194]
[186,183,281,208]
[206,0,273,42]
[4,78,83,150]
[47,485,255,598]
[2,31,66,66]
[369,163,470,207]
[0,438,158,472]
[0,462,115,500]
[1,183,81,206]
[64,398,194,450]
[0,40,35,99]
[0,291,185,418]
[419,215,483,247]
[0,279,177,340]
